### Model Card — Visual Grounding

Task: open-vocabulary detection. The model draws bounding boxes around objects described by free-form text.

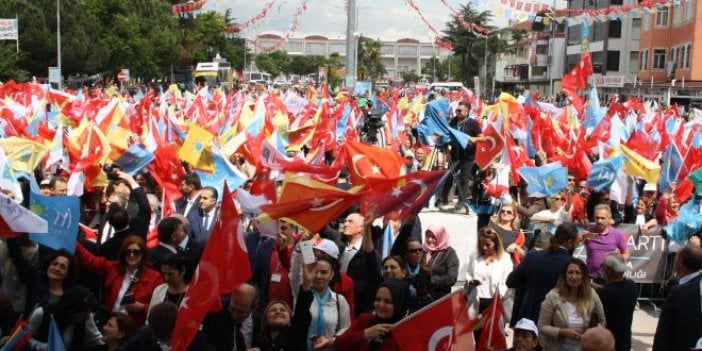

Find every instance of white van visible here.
[429,82,465,91]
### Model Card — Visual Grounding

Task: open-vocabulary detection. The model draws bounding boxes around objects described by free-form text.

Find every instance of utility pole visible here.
[345,0,356,93]
[57,0,62,89]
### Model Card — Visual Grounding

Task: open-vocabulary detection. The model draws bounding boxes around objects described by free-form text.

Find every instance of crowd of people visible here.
[0,76,701,351]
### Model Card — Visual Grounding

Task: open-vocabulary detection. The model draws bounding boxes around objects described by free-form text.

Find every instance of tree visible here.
[357,38,386,82]
[255,50,290,79]
[400,70,420,84]
[441,3,498,88]
[323,52,342,88]
[0,43,29,82]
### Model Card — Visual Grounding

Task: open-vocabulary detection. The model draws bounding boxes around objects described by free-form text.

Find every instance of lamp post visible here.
[345,0,356,92]
[483,34,488,97]
[56,0,62,89]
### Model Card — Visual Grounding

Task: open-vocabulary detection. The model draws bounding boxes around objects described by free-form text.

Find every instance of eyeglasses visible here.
[125,249,143,257]
[567,178,576,182]
[280,226,289,231]
[553,197,564,201]
[500,210,514,215]
[406,248,423,254]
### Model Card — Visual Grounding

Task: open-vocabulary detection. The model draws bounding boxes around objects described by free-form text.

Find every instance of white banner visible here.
[0,18,18,40]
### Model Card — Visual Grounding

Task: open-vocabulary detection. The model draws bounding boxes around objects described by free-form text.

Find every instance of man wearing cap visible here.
[39,179,52,196]
[497,318,539,351]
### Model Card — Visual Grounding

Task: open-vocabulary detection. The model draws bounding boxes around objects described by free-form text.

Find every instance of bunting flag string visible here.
[288,0,309,33]
[248,0,311,53]
[172,0,207,16]
[224,0,278,33]
[438,0,492,35]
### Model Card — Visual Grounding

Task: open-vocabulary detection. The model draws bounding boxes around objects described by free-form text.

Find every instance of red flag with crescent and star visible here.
[343,139,404,186]
[257,173,366,234]
[170,183,251,351]
[474,123,504,170]
[360,170,447,220]
[392,291,475,351]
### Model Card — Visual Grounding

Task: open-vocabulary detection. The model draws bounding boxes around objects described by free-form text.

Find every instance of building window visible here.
[420,46,434,56]
[684,43,691,68]
[673,4,683,26]
[607,51,620,71]
[536,45,548,54]
[381,45,394,55]
[329,43,346,54]
[531,66,546,76]
[609,21,622,38]
[685,0,695,22]
[286,42,303,52]
[593,22,605,42]
[671,46,678,68]
[656,8,669,27]
[653,48,666,69]
[629,52,639,73]
[566,54,580,72]
[567,25,581,46]
[398,45,417,56]
[631,18,641,40]
[643,15,650,31]
[591,51,604,73]
[640,49,648,70]
[306,43,326,55]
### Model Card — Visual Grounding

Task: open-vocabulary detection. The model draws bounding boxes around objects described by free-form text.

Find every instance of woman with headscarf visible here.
[334,279,409,351]
[422,224,459,299]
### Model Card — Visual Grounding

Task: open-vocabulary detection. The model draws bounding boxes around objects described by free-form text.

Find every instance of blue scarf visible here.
[308,287,332,350]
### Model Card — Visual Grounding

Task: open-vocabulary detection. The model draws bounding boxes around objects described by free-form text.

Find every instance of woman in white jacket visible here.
[465,227,514,342]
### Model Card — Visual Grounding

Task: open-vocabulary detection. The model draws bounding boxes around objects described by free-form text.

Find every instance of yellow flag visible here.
[620,144,661,185]
[0,137,49,173]
[179,124,214,167]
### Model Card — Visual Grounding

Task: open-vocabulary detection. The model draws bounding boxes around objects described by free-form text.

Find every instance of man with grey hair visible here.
[597,253,637,351]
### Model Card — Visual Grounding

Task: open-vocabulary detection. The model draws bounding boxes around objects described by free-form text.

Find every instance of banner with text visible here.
[0,19,18,40]
[573,224,667,284]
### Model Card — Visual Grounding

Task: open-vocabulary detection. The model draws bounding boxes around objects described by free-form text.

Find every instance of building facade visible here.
[637,0,700,106]
[250,32,450,81]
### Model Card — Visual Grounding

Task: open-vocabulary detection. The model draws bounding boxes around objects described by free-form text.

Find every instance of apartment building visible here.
[637,0,700,106]
[564,0,641,101]
[251,31,450,81]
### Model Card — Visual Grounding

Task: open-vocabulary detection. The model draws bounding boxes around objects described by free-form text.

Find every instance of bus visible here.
[194,60,233,89]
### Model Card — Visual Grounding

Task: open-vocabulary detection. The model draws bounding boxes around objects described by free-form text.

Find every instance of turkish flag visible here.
[171,182,251,351]
[79,223,98,242]
[474,124,504,170]
[506,137,534,183]
[148,144,185,200]
[477,292,507,351]
[392,291,475,351]
[344,140,404,186]
[258,173,366,234]
[360,170,446,219]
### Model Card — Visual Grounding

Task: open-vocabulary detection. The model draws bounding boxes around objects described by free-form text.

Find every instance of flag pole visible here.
[486,291,499,348]
[392,290,464,328]
[15,14,18,53]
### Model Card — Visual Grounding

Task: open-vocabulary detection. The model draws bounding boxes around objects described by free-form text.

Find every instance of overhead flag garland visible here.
[172,0,207,18]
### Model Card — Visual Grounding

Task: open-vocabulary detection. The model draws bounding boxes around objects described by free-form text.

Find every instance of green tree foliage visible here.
[400,70,420,84]
[0,43,29,82]
[323,52,342,88]
[357,38,386,83]
[441,3,507,89]
[255,50,291,79]
[0,0,247,81]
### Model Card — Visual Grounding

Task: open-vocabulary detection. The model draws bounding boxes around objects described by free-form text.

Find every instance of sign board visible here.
[119,68,130,81]
[48,67,61,84]
[0,18,18,40]
[473,76,481,97]
[573,224,667,284]
[345,76,354,88]
[355,81,372,95]
[588,75,626,88]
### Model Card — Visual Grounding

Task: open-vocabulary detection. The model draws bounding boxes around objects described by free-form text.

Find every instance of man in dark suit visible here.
[96,171,151,240]
[506,222,580,327]
[149,216,203,282]
[98,205,138,260]
[653,244,702,351]
[339,213,382,316]
[203,283,260,351]
[174,173,203,238]
[192,186,219,243]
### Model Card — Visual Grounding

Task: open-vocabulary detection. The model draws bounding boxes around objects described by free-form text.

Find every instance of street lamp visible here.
[57,0,62,89]
[353,32,362,86]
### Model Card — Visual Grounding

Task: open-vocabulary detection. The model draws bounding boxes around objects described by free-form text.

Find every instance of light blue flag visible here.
[658,143,683,193]
[29,192,80,253]
[584,87,603,131]
[195,149,247,195]
[380,224,394,260]
[517,163,568,197]
[666,197,702,244]
[114,144,155,175]
[336,104,352,141]
[526,117,537,158]
[416,98,469,148]
[586,155,623,191]
[48,316,66,351]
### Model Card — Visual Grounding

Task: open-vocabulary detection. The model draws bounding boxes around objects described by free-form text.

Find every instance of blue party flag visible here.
[417,98,469,148]
[517,163,568,197]
[658,142,683,193]
[48,316,65,351]
[195,149,247,195]
[114,144,155,175]
[28,192,80,253]
[586,155,623,191]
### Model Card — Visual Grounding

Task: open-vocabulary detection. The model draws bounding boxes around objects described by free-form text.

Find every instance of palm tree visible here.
[357,38,386,83]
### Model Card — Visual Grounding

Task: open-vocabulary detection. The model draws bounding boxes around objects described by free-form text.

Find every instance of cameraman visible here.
[358,98,389,147]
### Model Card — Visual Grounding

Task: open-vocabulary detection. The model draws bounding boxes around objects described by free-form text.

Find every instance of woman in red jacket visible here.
[334,279,409,351]
[75,235,163,326]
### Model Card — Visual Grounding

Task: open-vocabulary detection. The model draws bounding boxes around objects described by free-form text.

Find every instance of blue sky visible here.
[207,0,563,41]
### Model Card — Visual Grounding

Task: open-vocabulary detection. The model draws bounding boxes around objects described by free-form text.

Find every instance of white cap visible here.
[693,337,702,350]
[643,183,657,192]
[314,239,339,260]
[514,318,538,337]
